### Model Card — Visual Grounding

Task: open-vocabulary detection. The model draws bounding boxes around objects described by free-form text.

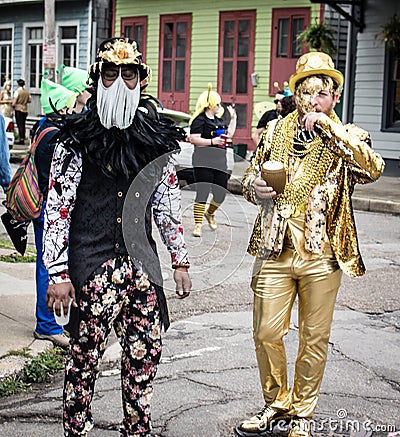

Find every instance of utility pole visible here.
[43,0,56,80]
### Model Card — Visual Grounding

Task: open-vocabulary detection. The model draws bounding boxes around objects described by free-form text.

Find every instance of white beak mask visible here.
[97,70,140,129]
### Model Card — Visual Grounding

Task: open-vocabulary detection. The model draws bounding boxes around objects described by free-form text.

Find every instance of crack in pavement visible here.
[155,364,258,385]
[329,341,400,393]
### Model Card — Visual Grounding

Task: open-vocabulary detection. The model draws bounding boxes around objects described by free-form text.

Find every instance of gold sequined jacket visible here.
[242,114,385,277]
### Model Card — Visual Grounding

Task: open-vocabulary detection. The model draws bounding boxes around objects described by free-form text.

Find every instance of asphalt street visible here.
[0,184,399,436]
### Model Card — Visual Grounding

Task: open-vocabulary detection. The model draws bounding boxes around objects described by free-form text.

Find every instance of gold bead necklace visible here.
[269,110,337,218]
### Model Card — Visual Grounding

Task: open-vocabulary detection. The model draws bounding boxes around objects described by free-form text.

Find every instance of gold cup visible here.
[261,161,286,195]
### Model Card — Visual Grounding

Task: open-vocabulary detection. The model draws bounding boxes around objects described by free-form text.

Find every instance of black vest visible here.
[66,155,168,337]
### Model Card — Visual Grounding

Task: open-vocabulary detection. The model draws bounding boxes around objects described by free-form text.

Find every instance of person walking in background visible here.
[0,114,11,193]
[236,52,385,437]
[43,38,191,436]
[189,84,237,237]
[280,95,297,119]
[253,84,295,147]
[32,74,77,349]
[12,79,32,145]
[252,89,284,147]
[0,81,14,118]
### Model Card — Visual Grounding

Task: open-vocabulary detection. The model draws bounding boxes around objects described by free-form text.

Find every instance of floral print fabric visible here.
[63,256,162,437]
[43,142,190,285]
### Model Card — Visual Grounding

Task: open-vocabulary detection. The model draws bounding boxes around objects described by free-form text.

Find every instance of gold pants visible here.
[251,241,342,418]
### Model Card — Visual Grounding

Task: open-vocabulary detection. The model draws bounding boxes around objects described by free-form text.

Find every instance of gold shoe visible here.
[205,212,217,230]
[235,405,289,436]
[192,224,202,237]
[288,417,311,437]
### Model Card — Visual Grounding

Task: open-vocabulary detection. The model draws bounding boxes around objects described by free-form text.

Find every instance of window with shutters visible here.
[382,48,400,132]
[0,27,12,87]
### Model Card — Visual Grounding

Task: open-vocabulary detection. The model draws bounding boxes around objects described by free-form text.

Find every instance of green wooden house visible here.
[113,1,320,150]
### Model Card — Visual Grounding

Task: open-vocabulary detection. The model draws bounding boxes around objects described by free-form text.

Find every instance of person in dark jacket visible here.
[252,90,284,147]
[32,74,77,348]
[0,113,11,193]
[43,38,191,437]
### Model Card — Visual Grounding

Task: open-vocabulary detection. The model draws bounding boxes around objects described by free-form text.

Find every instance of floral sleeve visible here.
[43,142,82,284]
[152,160,190,268]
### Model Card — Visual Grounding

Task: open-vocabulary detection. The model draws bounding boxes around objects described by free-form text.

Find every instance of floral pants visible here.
[63,257,162,437]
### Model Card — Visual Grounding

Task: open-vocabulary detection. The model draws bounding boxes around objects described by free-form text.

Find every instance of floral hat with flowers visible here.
[89,38,152,89]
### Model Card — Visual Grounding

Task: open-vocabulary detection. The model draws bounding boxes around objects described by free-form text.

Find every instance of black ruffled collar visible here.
[58,92,185,178]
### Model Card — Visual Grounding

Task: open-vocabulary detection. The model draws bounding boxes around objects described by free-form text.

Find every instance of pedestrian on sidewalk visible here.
[237,52,385,437]
[189,83,237,237]
[43,37,191,437]
[32,74,77,349]
[12,79,31,145]
[0,81,14,118]
[280,95,296,118]
[252,89,284,147]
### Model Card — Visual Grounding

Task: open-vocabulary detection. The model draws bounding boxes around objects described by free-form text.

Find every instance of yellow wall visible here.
[114,1,320,131]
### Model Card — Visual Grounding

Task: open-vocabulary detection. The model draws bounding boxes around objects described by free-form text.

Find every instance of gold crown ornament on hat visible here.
[89,38,152,87]
[288,52,343,92]
[98,39,141,65]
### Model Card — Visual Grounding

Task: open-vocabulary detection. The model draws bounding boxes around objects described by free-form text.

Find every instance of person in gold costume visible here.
[235,52,385,437]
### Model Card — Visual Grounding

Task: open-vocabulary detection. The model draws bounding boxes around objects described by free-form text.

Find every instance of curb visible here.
[227,177,243,195]
[0,339,53,380]
[352,197,400,215]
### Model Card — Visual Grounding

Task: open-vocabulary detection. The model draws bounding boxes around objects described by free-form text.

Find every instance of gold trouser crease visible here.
[251,240,342,418]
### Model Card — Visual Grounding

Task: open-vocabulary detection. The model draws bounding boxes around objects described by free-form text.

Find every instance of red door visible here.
[269,8,310,95]
[218,10,255,148]
[158,14,191,113]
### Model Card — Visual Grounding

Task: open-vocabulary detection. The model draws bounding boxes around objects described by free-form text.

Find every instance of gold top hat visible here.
[288,52,344,92]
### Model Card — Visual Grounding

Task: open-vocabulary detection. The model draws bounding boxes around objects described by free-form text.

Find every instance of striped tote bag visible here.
[3,126,57,222]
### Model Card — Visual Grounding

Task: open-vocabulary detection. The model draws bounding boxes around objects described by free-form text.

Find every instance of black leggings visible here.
[193,167,230,204]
